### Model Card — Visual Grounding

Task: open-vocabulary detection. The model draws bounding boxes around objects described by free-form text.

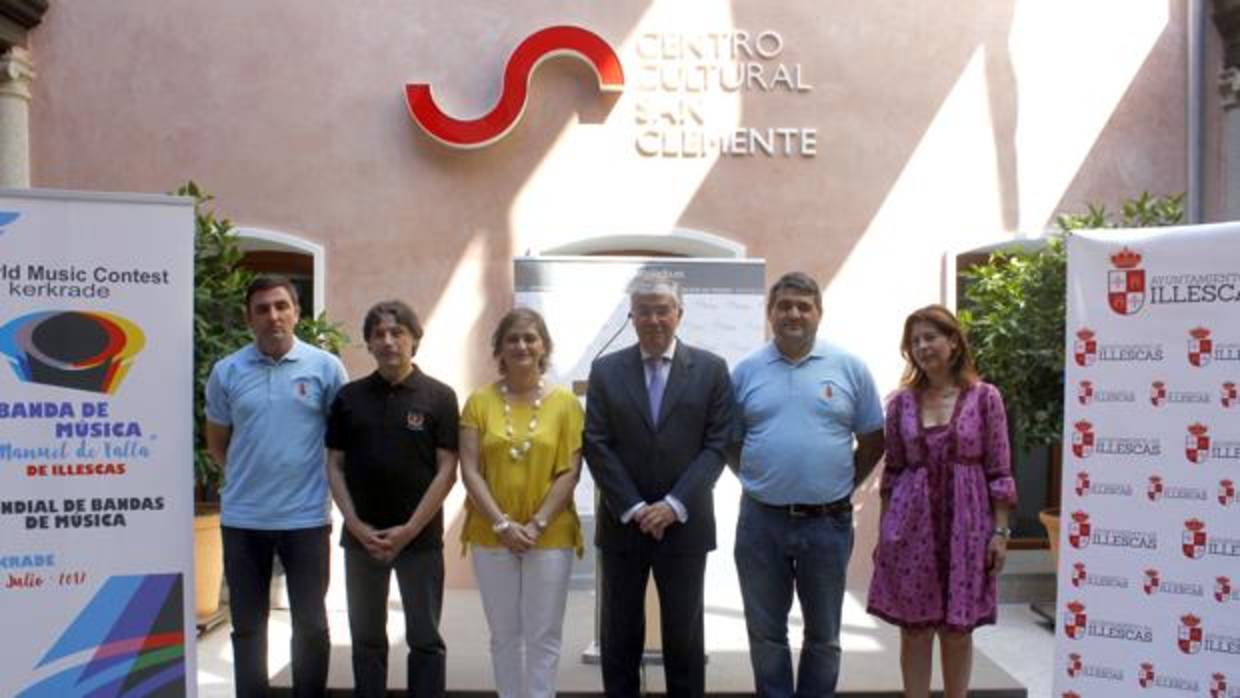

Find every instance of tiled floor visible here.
[976,603,1056,698]
[198,475,1059,695]
[195,590,1055,696]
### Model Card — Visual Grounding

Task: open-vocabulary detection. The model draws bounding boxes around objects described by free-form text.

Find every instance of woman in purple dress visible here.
[867,305,1017,698]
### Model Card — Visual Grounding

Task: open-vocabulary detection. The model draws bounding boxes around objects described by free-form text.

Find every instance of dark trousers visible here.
[222,525,331,698]
[599,549,708,698]
[345,545,446,698]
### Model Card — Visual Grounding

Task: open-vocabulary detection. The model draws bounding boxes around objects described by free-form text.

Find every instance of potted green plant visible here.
[186,182,252,505]
[181,181,252,622]
[958,192,1183,563]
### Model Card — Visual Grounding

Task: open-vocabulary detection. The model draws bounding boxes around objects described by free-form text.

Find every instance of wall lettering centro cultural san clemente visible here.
[633,30,817,158]
[405,26,816,158]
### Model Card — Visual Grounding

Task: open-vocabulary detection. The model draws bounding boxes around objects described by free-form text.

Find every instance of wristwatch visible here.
[992,527,1012,540]
[532,516,548,533]
[492,517,512,534]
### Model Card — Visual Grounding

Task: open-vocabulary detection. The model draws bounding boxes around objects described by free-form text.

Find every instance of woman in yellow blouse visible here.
[459,307,584,698]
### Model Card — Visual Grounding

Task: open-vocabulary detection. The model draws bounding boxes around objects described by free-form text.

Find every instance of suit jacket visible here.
[584,341,734,554]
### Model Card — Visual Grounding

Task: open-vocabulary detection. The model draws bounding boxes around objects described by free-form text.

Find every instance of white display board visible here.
[1056,223,1240,697]
[514,256,767,380]
[513,255,765,593]
[0,189,195,697]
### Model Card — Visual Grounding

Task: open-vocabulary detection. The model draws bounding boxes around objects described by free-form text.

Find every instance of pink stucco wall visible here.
[25,0,1221,589]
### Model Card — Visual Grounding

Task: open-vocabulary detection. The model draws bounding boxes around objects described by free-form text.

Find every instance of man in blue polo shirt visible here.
[205,275,347,698]
[730,271,885,698]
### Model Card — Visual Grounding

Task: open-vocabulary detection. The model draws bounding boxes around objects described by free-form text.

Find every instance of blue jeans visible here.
[222,525,331,698]
[734,496,853,698]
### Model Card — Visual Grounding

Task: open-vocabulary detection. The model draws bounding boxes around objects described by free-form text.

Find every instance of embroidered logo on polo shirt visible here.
[823,384,833,400]
[406,412,425,431]
[291,378,320,406]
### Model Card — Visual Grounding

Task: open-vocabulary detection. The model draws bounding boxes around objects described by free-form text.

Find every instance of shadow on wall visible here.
[26,1,1185,593]
[1047,14,1192,217]
[391,8,654,588]
[687,0,1019,288]
[707,0,1018,590]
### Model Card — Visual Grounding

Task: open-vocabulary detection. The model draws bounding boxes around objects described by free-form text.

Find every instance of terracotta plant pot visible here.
[1039,507,1061,569]
[194,505,224,620]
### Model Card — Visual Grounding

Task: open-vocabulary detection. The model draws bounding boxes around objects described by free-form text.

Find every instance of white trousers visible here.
[471,547,574,698]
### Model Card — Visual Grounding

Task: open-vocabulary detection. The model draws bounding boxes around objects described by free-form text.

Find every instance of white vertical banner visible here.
[0,190,196,697]
[1056,223,1240,697]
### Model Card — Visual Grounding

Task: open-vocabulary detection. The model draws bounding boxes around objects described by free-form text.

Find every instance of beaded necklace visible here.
[499,378,544,460]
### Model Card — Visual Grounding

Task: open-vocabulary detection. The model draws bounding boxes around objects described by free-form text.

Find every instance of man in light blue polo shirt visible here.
[730,271,885,698]
[205,275,347,698]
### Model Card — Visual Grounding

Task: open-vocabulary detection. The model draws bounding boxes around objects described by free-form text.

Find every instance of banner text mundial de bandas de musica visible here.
[0,189,196,698]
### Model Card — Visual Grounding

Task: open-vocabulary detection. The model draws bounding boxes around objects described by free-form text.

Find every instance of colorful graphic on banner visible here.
[1057,223,1240,697]
[17,574,186,697]
[0,189,195,697]
[1106,247,1145,315]
[0,310,146,393]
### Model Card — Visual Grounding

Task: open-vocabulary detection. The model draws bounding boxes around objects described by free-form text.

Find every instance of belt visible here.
[751,495,852,518]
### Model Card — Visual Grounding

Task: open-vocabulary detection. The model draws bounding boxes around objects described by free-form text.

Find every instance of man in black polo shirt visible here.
[326,300,459,698]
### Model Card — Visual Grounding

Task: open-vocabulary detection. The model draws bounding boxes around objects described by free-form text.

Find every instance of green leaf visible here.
[960,193,1181,448]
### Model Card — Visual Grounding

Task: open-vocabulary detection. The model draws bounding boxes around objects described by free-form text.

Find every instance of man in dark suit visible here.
[585,272,734,698]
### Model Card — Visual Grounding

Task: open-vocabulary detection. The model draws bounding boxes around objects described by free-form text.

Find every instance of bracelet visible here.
[991,527,1012,540]
[492,517,512,534]
[532,516,548,533]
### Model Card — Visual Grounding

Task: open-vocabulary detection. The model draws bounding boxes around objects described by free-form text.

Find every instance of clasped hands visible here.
[633,501,677,541]
[496,520,543,554]
[349,519,415,564]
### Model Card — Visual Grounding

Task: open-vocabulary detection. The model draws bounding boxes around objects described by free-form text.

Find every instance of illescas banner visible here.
[1056,223,1240,698]
[0,189,195,697]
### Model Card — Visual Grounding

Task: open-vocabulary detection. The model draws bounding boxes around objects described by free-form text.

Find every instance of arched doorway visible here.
[536,226,746,259]
[234,227,325,317]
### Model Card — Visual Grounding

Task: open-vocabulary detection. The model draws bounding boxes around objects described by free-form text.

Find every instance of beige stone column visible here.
[0,45,35,187]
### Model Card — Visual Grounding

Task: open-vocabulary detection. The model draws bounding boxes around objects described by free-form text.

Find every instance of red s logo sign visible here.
[405,25,624,148]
